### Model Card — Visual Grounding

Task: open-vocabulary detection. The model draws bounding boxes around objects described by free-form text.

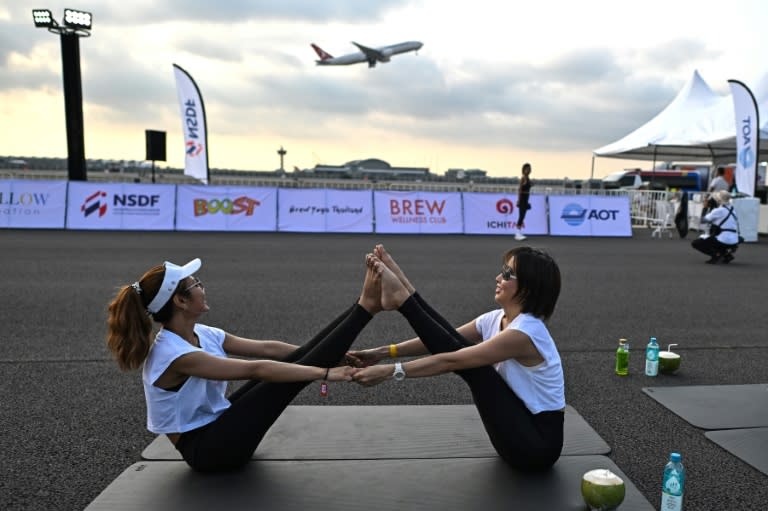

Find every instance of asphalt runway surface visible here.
[1,230,766,510]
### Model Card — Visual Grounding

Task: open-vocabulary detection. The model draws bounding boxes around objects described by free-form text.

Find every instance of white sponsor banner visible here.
[548,195,631,237]
[66,182,176,230]
[374,191,463,234]
[729,79,759,197]
[0,179,67,228]
[176,185,277,231]
[278,189,373,232]
[463,193,548,235]
[173,64,209,184]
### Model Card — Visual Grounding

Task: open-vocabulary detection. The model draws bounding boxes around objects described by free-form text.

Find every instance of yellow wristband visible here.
[389,344,398,358]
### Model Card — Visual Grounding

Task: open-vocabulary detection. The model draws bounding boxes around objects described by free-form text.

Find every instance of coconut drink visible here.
[659,344,681,374]
[581,468,626,510]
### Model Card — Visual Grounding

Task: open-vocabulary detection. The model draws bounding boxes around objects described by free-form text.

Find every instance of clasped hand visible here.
[343,348,394,387]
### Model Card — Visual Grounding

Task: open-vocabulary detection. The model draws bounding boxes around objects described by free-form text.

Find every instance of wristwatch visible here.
[392,362,406,381]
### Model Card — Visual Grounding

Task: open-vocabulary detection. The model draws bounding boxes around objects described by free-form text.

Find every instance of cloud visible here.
[96,0,411,24]
[0,2,734,168]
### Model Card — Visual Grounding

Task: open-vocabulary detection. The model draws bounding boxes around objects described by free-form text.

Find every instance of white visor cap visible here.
[146,258,202,314]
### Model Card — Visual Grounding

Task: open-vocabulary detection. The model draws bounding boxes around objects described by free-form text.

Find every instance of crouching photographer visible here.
[691,191,742,264]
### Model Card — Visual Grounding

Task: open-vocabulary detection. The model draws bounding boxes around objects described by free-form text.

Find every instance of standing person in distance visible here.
[701,167,730,219]
[106,257,379,472]
[515,163,533,240]
[708,167,730,194]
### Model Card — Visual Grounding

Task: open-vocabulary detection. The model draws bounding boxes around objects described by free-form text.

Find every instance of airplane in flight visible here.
[311,41,423,68]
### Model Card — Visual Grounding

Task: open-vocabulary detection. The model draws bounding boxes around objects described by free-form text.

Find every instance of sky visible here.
[1,0,766,180]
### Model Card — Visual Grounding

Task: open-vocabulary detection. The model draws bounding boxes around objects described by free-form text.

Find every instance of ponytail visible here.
[106,264,168,371]
[107,285,153,370]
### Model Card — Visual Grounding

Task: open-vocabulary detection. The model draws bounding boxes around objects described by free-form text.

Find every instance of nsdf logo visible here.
[80,190,108,218]
[561,203,619,227]
[81,191,161,218]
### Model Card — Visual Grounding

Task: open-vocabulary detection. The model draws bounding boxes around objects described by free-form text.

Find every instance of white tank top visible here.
[474,310,565,414]
[142,324,231,434]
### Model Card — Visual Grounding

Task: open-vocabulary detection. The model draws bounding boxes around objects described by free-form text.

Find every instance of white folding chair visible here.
[650,200,674,238]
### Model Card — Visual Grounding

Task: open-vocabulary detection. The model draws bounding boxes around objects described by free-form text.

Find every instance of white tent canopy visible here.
[594,70,768,163]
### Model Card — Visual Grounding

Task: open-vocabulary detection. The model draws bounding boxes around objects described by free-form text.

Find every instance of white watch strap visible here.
[394,362,405,379]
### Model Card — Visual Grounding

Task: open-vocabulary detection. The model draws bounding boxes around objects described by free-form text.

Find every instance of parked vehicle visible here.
[602,169,707,192]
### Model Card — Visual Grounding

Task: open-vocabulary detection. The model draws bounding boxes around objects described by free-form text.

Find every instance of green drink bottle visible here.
[615,338,629,376]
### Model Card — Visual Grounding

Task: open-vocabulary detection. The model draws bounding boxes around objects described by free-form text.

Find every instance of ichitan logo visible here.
[486,198,517,229]
[81,190,108,217]
[496,198,515,215]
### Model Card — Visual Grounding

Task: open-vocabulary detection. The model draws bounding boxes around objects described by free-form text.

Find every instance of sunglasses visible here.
[501,265,517,281]
[183,276,204,292]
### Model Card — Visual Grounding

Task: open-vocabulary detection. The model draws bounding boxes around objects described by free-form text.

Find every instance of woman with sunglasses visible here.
[349,244,564,472]
[107,257,380,472]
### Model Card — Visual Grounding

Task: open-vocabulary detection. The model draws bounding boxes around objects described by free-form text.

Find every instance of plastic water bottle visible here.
[661,452,685,510]
[615,338,629,376]
[645,336,660,376]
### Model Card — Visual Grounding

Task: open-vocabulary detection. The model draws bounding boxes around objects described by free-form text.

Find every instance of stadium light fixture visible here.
[31,8,93,180]
[63,8,92,30]
[32,9,54,28]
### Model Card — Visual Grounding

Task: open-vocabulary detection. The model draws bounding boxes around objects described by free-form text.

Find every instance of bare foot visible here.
[373,257,410,311]
[358,254,382,315]
[374,244,416,294]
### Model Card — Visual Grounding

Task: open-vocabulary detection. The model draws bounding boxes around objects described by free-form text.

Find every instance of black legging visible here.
[516,198,530,228]
[400,292,563,472]
[175,303,371,472]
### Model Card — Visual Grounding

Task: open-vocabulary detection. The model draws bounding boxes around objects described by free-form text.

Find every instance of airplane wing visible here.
[352,42,387,67]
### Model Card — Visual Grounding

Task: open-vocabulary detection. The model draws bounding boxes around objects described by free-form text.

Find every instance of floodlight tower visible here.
[32,8,92,181]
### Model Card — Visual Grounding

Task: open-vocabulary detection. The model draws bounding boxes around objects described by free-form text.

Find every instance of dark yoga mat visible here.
[141,405,610,460]
[642,384,768,430]
[705,428,768,476]
[85,455,652,511]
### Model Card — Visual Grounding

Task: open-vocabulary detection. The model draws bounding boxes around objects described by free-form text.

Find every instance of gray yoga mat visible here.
[705,428,768,476]
[642,384,768,430]
[85,455,652,511]
[141,404,610,460]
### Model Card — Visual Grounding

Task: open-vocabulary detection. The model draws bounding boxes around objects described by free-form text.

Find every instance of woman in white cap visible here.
[107,257,380,472]
[691,190,740,264]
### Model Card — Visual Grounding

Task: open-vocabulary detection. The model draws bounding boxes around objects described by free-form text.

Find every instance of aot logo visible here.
[561,203,620,227]
[194,197,261,216]
[81,190,108,218]
[738,117,754,169]
[561,203,587,226]
[496,198,514,215]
